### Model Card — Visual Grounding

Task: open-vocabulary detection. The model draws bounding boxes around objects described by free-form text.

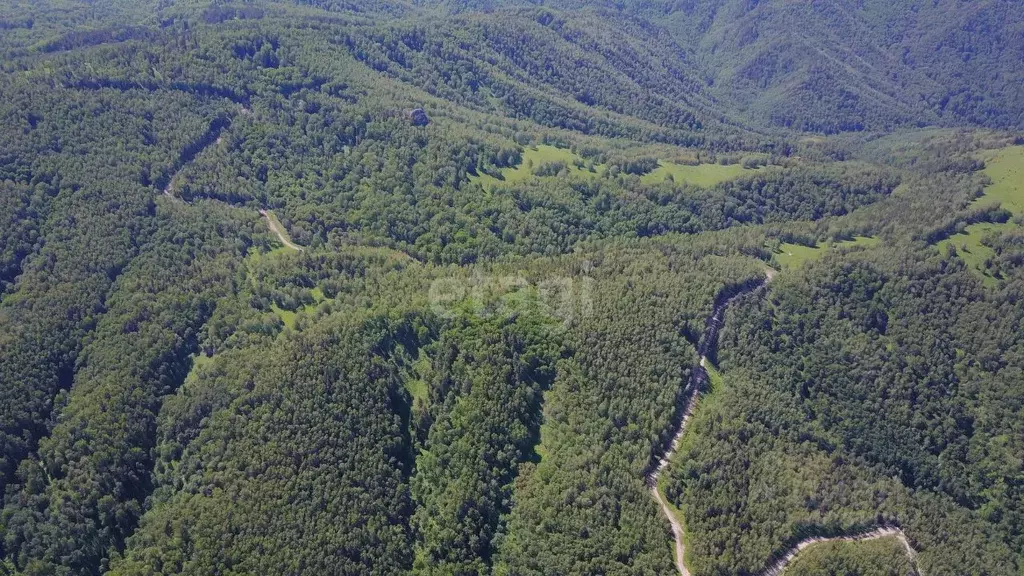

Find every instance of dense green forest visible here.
[0,1,1021,575]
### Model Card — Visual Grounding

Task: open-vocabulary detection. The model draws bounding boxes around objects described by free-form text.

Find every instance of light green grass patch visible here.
[405,350,431,405]
[471,145,602,190]
[841,236,881,249]
[310,286,326,303]
[640,161,759,187]
[185,352,215,383]
[244,247,297,328]
[471,146,761,190]
[775,242,827,270]
[938,221,1016,287]
[273,287,332,330]
[243,245,291,283]
[939,145,1023,286]
[704,362,724,391]
[271,303,298,329]
[774,236,880,270]
[972,145,1024,216]
[243,246,333,329]
[671,360,725,466]
[405,378,428,404]
[248,243,292,262]
[533,389,554,463]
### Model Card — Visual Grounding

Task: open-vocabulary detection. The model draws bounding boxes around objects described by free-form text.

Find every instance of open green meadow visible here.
[774,236,880,270]
[471,145,602,189]
[938,145,1024,286]
[938,221,1017,287]
[972,145,1024,216]
[245,247,330,329]
[471,146,761,190]
[640,160,759,187]
[183,352,215,384]
[403,350,431,405]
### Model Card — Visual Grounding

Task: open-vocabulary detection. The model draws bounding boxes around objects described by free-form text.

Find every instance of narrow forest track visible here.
[758,526,919,576]
[259,209,303,251]
[158,121,306,252]
[163,135,223,200]
[647,267,921,576]
[646,274,771,576]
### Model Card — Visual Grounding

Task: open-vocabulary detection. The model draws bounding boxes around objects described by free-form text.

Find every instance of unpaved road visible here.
[646,274,771,576]
[646,268,920,576]
[164,136,224,199]
[158,122,304,252]
[259,209,303,251]
[759,526,918,576]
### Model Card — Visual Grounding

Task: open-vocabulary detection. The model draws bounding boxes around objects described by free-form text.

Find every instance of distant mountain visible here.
[411,0,1024,133]
[671,0,1024,132]
[342,7,757,146]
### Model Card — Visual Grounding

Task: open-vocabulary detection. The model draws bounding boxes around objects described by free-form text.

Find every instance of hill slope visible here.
[0,2,1021,576]
[425,0,1024,133]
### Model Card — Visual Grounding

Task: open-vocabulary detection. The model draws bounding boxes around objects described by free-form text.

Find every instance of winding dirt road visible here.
[158,120,304,252]
[759,526,918,576]
[646,274,771,576]
[646,267,920,576]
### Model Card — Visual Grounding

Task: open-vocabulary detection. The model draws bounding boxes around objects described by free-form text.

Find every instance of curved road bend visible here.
[646,268,920,576]
[759,526,918,576]
[157,125,304,252]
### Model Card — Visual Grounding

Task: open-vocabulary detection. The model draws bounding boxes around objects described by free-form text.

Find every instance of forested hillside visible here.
[0,1,1021,576]
[431,0,1024,133]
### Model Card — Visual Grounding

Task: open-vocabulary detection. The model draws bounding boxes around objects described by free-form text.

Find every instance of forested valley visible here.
[0,1,1021,575]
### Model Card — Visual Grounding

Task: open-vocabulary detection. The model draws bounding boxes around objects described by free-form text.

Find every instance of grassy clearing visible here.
[532,390,556,462]
[184,352,215,383]
[244,243,414,329]
[404,350,431,405]
[471,145,761,190]
[938,145,1024,286]
[972,145,1024,216]
[938,222,1016,287]
[774,236,880,270]
[704,361,723,383]
[271,303,298,329]
[244,247,293,328]
[273,287,330,330]
[471,145,602,189]
[775,242,828,270]
[244,247,329,330]
[244,245,291,281]
[640,161,759,187]
[670,360,726,475]
[310,286,326,303]
[405,378,428,404]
